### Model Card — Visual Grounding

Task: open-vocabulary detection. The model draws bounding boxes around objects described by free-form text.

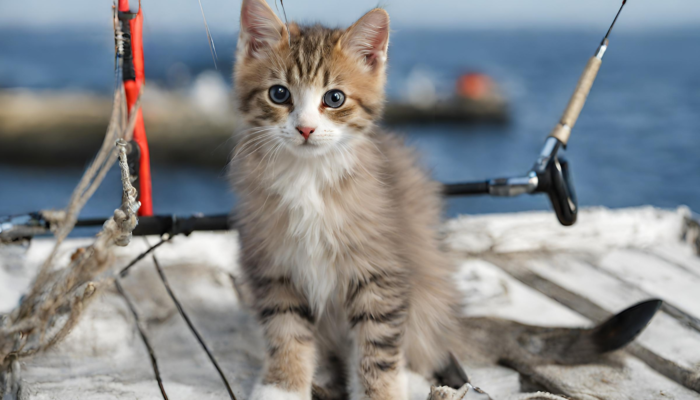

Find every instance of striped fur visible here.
[231,1,463,399]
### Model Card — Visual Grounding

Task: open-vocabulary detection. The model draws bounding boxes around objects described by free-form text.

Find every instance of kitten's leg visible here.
[249,276,317,400]
[346,273,410,400]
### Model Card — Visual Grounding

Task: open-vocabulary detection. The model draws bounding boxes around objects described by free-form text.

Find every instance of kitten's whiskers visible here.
[219,126,273,155]
[233,128,278,159]
[235,134,278,160]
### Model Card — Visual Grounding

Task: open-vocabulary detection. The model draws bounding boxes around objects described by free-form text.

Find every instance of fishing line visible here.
[116,234,237,399]
[118,234,172,277]
[147,238,238,400]
[197,0,219,69]
[114,279,170,400]
[276,0,291,46]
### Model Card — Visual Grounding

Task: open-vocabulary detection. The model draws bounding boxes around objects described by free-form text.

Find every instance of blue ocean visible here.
[0,27,698,221]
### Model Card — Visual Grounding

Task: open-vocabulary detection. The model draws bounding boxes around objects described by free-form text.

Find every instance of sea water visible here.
[0,28,698,220]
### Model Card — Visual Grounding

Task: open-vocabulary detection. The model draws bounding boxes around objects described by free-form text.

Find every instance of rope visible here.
[0,139,141,388]
[117,139,141,223]
[4,4,233,398]
[36,85,143,290]
[36,2,145,287]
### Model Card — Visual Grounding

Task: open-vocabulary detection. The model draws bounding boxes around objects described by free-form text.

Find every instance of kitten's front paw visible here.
[250,384,304,400]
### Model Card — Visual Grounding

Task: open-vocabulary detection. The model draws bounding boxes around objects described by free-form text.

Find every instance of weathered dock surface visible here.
[1,206,699,399]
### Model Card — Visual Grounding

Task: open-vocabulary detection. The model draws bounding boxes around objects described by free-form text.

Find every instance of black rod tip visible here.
[602,0,628,43]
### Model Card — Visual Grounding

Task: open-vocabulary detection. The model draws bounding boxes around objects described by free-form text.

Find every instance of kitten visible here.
[230,1,464,399]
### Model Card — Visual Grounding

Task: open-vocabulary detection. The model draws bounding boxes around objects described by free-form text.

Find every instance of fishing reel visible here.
[444,136,578,226]
[489,137,577,226]
[533,138,578,226]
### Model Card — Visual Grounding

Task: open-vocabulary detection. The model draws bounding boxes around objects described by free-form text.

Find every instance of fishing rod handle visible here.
[549,56,602,146]
[443,181,490,196]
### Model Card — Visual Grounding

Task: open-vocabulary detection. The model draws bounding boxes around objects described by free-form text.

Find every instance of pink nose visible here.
[297,126,315,140]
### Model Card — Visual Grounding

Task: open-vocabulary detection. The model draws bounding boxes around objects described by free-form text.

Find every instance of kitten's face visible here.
[234,0,390,158]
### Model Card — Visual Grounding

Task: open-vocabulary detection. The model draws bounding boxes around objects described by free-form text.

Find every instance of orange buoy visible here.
[456,73,493,100]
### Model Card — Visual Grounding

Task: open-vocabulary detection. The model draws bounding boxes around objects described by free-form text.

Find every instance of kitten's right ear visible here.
[340,8,390,72]
[237,0,288,60]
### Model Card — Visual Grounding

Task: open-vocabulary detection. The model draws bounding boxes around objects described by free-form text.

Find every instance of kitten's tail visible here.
[437,299,662,388]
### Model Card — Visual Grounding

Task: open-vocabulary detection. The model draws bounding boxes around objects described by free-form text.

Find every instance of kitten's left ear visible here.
[340,8,390,71]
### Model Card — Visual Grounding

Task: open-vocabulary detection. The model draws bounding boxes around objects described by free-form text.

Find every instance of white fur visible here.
[395,368,410,400]
[291,88,322,131]
[263,148,355,314]
[250,384,306,400]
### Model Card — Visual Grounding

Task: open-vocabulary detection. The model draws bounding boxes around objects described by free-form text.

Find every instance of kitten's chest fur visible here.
[262,153,363,311]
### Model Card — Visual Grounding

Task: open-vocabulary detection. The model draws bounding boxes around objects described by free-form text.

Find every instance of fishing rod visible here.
[0,2,629,241]
[446,0,628,226]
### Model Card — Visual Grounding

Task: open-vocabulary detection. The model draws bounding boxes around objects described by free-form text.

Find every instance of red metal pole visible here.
[120,0,153,217]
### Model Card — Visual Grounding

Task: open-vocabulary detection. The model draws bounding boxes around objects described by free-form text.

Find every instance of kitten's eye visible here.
[269,85,291,104]
[323,89,346,108]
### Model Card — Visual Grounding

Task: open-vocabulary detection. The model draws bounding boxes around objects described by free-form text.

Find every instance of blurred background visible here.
[0,0,698,221]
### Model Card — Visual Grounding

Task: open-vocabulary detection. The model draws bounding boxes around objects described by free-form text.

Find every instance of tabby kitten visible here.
[231,1,464,399]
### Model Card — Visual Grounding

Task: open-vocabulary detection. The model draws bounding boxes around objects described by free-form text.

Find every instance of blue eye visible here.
[269,85,291,104]
[323,89,345,108]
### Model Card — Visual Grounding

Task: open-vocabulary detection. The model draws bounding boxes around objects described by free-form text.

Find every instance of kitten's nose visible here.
[297,126,315,140]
